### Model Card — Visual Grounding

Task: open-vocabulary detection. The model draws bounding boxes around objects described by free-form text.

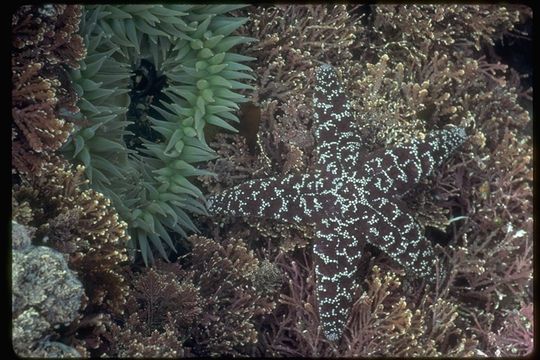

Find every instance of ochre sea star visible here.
[207,64,468,341]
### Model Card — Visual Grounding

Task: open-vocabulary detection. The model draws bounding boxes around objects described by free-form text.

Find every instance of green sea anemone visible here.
[63,5,255,264]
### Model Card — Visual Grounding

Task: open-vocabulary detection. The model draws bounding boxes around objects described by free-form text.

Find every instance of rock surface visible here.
[12,222,83,357]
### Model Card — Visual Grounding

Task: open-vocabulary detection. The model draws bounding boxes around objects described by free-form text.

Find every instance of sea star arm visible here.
[363,127,467,196]
[313,64,364,174]
[313,216,364,341]
[363,194,437,280]
[206,173,321,224]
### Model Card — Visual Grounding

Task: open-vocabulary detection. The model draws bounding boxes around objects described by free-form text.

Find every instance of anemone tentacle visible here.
[64,5,255,264]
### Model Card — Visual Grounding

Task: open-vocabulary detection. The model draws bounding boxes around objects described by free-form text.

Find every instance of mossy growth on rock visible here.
[63,5,255,264]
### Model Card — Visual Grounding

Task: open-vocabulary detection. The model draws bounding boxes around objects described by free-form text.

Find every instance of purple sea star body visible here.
[206,64,467,341]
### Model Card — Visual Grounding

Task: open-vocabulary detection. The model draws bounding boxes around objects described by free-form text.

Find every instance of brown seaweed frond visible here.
[12,5,85,175]
[12,157,130,353]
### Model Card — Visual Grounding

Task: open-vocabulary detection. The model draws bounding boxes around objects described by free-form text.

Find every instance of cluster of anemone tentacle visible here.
[63,5,255,264]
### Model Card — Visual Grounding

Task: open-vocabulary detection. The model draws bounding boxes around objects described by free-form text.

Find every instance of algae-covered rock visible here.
[11,221,33,250]
[12,222,83,357]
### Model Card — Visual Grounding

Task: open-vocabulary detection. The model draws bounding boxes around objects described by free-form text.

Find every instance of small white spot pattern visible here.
[207,64,467,342]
